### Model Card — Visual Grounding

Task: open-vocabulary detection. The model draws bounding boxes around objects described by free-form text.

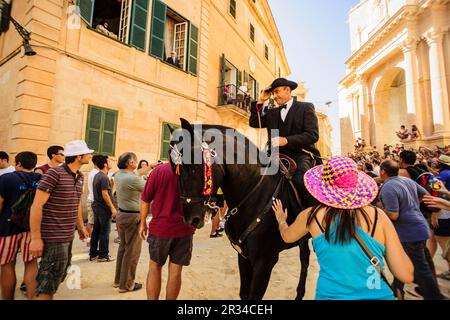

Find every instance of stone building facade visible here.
[0,0,331,164]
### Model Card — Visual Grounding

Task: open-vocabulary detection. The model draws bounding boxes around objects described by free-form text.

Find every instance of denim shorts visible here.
[147,234,193,266]
[35,241,73,296]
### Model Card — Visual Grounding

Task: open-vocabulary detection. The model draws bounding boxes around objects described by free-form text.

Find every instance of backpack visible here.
[415,172,450,213]
[10,172,39,231]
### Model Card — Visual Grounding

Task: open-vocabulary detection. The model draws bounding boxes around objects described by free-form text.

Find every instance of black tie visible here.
[280,104,287,110]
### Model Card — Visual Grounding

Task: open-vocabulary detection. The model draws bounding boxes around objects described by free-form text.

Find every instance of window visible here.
[0,0,12,34]
[264,44,269,60]
[85,105,118,156]
[149,0,198,75]
[249,23,255,43]
[248,75,259,100]
[160,122,180,161]
[229,0,236,18]
[77,0,149,50]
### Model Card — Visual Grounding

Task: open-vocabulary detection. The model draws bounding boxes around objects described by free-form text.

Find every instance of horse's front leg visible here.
[238,254,253,300]
[248,256,279,300]
[296,238,311,300]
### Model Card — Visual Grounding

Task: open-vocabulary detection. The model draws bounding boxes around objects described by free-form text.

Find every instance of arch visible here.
[372,67,407,147]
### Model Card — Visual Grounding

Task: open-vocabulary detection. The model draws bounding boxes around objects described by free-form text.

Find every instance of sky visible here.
[268,0,360,155]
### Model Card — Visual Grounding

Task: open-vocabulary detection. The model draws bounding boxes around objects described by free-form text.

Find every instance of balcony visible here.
[217,84,251,113]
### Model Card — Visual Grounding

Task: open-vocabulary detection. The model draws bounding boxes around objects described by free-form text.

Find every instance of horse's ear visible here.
[167,124,175,134]
[180,118,194,135]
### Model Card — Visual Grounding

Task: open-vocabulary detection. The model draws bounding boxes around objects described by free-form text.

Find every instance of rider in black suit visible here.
[249,78,321,208]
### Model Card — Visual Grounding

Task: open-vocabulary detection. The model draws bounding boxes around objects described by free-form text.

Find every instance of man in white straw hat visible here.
[30,140,93,300]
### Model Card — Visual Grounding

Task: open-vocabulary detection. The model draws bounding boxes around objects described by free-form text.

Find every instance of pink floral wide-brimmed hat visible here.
[304,156,379,209]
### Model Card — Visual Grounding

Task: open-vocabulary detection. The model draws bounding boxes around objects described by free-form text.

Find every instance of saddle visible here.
[275,153,302,208]
[276,153,297,179]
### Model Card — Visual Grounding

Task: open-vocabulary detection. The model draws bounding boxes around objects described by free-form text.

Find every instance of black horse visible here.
[169,119,311,300]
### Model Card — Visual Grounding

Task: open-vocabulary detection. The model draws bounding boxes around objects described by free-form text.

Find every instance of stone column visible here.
[426,30,450,134]
[357,75,371,146]
[400,38,420,130]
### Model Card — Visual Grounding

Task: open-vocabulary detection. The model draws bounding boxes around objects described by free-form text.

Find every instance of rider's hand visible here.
[257,90,271,104]
[271,137,288,148]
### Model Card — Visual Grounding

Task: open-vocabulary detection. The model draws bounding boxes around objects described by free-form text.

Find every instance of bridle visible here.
[171,141,224,214]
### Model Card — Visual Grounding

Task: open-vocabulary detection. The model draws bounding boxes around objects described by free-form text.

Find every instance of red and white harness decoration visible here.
[171,142,216,197]
[202,142,214,197]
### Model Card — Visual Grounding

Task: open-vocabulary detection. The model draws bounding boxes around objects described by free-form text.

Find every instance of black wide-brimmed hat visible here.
[267,78,298,92]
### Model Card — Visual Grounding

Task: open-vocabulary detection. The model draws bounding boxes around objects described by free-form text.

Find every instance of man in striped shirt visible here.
[30,140,92,300]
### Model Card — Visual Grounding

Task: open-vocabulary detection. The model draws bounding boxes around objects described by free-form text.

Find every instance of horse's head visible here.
[169,118,225,229]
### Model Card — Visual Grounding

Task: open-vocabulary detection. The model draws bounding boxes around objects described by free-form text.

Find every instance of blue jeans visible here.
[393,241,444,300]
[90,205,112,259]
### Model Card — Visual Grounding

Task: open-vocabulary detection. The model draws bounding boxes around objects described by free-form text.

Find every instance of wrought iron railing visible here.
[218,84,251,112]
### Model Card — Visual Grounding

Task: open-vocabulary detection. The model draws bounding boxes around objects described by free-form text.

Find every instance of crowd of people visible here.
[273,152,450,300]
[0,141,220,300]
[0,133,450,300]
[341,143,450,298]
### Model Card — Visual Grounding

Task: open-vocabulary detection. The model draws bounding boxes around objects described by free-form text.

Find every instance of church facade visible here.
[339,0,450,155]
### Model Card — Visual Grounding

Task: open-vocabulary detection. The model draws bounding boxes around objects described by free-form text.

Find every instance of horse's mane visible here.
[201,124,262,154]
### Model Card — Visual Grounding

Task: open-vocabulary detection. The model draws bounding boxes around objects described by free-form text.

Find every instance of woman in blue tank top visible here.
[273,157,414,300]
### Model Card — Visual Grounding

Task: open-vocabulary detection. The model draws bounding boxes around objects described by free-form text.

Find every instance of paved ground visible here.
[12,221,450,300]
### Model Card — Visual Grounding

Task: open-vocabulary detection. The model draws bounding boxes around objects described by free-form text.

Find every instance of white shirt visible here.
[0,166,15,176]
[280,98,294,122]
[87,168,99,202]
[239,85,248,94]
[373,166,380,177]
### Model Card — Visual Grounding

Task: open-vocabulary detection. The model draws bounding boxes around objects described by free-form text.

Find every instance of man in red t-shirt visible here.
[34,145,65,175]
[139,163,195,300]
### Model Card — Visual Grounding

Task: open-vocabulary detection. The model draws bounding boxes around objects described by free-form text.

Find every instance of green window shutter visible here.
[129,0,149,51]
[250,24,255,42]
[230,0,236,18]
[149,0,167,59]
[77,0,94,26]
[237,70,242,88]
[102,110,118,156]
[244,71,249,84]
[86,106,118,156]
[188,23,199,75]
[221,54,226,86]
[86,106,102,153]
[160,122,180,161]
